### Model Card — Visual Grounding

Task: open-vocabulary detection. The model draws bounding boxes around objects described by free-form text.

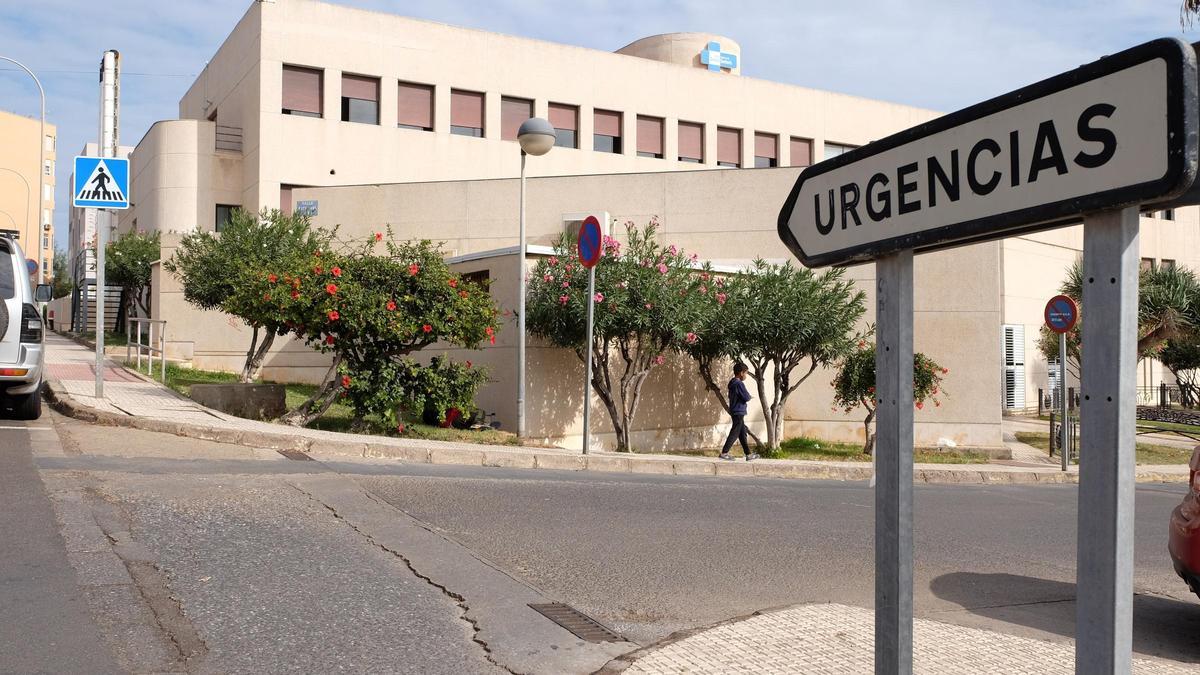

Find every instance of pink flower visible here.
[716,277,725,287]
[594,292,604,303]
[465,360,472,368]
[700,272,710,281]
[657,263,668,274]
[942,368,949,374]
[561,281,570,288]
[313,265,323,274]
[716,292,727,305]
[690,253,698,261]
[408,263,420,276]
[668,245,678,255]
[386,300,397,311]
[916,401,924,410]
[685,332,698,344]
[331,266,342,278]
[544,274,554,282]
[654,355,665,365]
[325,283,338,295]
[548,257,559,267]
[699,286,708,295]
[618,281,627,289]
[559,295,569,305]
[645,303,652,310]
[449,279,457,288]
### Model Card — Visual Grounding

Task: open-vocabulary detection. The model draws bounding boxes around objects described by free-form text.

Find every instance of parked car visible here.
[1169,445,1200,599]
[0,235,51,419]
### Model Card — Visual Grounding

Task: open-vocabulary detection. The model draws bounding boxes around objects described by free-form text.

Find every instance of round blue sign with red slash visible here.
[577,215,603,269]
[25,259,37,276]
[1044,294,1079,334]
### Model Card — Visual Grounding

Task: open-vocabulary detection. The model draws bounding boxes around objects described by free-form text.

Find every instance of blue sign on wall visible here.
[700,41,737,72]
[72,156,129,209]
[296,200,318,217]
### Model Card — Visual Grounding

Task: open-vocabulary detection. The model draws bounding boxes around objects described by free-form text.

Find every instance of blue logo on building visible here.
[700,41,737,72]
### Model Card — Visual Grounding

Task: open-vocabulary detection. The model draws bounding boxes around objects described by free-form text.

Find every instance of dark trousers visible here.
[722,414,751,455]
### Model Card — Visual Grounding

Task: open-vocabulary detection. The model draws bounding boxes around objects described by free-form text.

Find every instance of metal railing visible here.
[127,318,167,383]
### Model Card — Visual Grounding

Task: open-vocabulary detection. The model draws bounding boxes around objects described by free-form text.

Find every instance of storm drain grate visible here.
[528,603,624,643]
[277,449,313,461]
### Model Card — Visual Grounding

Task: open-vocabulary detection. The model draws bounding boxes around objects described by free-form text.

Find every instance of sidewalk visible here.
[41,334,1189,485]
[609,603,1195,674]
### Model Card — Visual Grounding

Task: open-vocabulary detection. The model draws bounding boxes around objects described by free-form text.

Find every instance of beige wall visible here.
[0,110,56,282]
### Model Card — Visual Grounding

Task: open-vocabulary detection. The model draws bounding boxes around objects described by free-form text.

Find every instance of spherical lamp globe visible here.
[517,117,556,156]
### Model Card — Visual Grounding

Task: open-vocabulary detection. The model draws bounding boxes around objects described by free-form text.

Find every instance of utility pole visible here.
[95,49,119,398]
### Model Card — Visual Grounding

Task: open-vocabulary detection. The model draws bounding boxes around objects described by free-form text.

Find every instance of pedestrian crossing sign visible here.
[73,156,129,209]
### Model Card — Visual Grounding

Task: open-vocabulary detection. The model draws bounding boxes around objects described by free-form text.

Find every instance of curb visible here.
[41,381,1187,485]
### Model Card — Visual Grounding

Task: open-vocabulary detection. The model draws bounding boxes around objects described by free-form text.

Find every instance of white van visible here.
[0,235,51,419]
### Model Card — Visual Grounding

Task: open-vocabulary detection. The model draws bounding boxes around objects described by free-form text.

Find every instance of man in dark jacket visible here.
[719,362,759,461]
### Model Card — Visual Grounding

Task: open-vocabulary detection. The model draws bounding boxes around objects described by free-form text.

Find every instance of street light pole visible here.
[515,118,556,440]
[0,168,32,237]
[0,56,45,277]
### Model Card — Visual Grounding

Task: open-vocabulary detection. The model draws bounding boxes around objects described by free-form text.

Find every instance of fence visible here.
[1037,387,1079,416]
[1049,411,1079,463]
[127,318,167,384]
[1136,383,1198,408]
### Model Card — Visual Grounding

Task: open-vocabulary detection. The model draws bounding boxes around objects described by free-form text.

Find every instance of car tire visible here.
[14,385,42,420]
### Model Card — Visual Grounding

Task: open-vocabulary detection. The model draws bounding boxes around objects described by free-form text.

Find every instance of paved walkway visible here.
[41,334,1190,484]
[620,603,1196,674]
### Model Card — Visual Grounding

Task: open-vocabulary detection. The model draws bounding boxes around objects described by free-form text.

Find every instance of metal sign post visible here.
[775,37,1197,675]
[1045,294,1078,471]
[577,215,603,455]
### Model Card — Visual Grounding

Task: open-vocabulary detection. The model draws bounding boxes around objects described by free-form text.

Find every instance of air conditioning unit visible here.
[43,223,51,231]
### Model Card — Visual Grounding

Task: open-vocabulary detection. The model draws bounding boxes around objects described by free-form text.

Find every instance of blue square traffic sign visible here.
[73,156,129,209]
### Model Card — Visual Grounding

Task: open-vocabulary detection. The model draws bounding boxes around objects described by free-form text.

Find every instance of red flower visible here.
[327,310,340,321]
[341,375,351,388]
[396,423,405,433]
[916,401,925,410]
[465,360,473,368]
[449,279,458,288]
[290,290,300,300]
[408,263,420,276]
[314,250,322,257]
[263,293,271,301]
[422,324,433,333]
[489,335,496,345]
[268,273,278,283]
[459,290,469,299]
[326,283,338,295]
[485,326,494,336]
[375,232,383,241]
[331,266,342,278]
[942,368,949,374]
[324,335,335,345]
[386,300,397,311]
[314,265,323,274]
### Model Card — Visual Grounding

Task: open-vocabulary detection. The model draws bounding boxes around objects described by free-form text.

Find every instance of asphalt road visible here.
[7,410,1200,672]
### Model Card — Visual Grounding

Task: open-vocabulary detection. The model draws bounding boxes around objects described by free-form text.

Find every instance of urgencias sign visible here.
[778,38,1197,267]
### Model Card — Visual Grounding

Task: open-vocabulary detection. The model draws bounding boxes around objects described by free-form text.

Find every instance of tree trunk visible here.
[240,328,276,383]
[749,363,776,449]
[862,406,876,455]
[696,359,763,446]
[280,355,343,426]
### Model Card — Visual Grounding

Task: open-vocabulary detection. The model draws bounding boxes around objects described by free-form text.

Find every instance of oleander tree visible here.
[165,208,333,382]
[690,261,867,450]
[248,232,501,428]
[105,230,161,325]
[832,342,948,455]
[525,220,708,452]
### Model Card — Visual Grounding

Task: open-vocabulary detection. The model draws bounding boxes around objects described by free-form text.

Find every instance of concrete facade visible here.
[0,109,56,282]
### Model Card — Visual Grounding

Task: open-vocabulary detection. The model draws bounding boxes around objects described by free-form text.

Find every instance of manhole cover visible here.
[277,449,313,461]
[528,603,624,643]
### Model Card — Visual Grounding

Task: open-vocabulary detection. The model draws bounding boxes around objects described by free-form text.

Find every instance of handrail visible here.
[126,317,167,383]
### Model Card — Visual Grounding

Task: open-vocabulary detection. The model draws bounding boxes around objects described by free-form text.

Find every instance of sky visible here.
[0,0,1194,253]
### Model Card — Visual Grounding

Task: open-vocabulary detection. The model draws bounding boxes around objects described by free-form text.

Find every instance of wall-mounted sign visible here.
[296,200,318,217]
[700,41,737,72]
[778,38,1198,267]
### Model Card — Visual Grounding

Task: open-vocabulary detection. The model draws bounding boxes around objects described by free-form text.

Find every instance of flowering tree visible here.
[832,342,948,455]
[691,261,866,450]
[105,230,161,325]
[165,208,333,382]
[526,220,707,452]
[248,233,500,428]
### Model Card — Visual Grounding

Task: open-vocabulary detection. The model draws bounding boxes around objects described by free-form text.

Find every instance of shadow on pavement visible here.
[929,572,1200,664]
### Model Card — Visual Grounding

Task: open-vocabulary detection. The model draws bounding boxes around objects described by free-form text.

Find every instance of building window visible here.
[340,74,379,124]
[1002,324,1026,410]
[42,209,50,226]
[635,115,664,159]
[1163,209,1175,221]
[460,269,491,295]
[42,235,49,250]
[501,96,533,142]
[716,127,741,168]
[1162,259,1177,270]
[42,258,48,275]
[44,159,54,176]
[754,132,778,168]
[215,204,239,232]
[282,65,323,118]
[397,81,434,131]
[43,184,52,201]
[593,109,622,154]
[824,142,856,160]
[450,89,485,137]
[678,121,704,163]
[44,135,54,152]
[790,137,813,167]
[1140,257,1155,273]
[548,103,578,149]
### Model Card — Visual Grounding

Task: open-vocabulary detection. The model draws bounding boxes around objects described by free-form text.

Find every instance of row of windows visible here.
[281,64,857,168]
[1141,257,1177,272]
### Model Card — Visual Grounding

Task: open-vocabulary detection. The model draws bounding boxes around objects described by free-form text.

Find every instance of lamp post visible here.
[0,168,31,237]
[516,117,556,440]
[0,56,45,264]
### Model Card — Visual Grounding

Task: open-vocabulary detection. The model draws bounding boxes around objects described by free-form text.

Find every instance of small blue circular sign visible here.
[577,216,603,269]
[25,258,37,275]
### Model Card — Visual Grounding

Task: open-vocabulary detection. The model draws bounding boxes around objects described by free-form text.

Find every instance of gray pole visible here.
[1075,206,1138,674]
[875,250,914,675]
[1060,331,1069,471]
[0,56,45,276]
[517,151,527,439]
[582,265,595,454]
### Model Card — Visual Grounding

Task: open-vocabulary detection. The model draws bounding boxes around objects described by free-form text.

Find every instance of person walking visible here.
[719,362,759,461]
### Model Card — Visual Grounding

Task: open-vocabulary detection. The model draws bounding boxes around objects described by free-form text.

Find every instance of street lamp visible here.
[0,168,31,236]
[0,56,45,264]
[516,117,556,440]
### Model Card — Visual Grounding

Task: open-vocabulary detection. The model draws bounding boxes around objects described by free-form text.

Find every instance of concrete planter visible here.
[189,383,286,421]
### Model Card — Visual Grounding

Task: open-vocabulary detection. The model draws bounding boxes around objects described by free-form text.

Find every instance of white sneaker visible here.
[718,453,735,461]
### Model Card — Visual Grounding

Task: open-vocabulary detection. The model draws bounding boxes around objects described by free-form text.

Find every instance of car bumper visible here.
[1169,501,1200,594]
[0,343,44,395]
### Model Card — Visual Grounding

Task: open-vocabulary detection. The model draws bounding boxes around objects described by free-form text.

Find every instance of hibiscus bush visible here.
[831,342,948,455]
[526,219,709,451]
[246,231,501,428]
